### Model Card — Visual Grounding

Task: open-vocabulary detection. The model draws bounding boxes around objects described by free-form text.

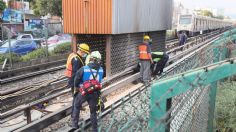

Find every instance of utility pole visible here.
[21,0,26,31]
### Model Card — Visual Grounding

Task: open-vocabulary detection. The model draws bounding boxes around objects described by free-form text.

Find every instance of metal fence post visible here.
[207,82,217,132]
[166,98,172,132]
[25,108,32,124]
[7,28,13,69]
[43,26,49,58]
[150,87,167,132]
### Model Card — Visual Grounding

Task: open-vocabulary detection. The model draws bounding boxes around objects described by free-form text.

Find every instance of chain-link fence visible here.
[85,29,236,132]
[0,22,70,70]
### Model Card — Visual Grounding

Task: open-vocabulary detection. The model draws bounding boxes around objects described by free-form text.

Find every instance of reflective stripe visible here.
[152,52,164,55]
[84,69,103,72]
[153,58,161,62]
[64,53,84,77]
[139,51,148,54]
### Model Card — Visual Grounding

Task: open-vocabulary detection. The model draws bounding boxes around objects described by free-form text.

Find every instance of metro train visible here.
[177,14,232,36]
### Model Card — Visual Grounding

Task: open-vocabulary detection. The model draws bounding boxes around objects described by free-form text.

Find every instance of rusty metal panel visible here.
[112,0,173,34]
[62,0,112,34]
[63,0,172,34]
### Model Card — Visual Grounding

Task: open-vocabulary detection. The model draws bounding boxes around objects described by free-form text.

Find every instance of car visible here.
[17,34,34,40]
[0,39,38,55]
[41,34,72,51]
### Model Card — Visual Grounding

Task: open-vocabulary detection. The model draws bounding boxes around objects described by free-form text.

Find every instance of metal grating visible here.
[110,31,167,75]
[149,30,167,52]
[76,34,107,73]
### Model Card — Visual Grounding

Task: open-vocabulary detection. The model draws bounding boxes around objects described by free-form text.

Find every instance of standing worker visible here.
[151,52,169,76]
[65,43,90,95]
[179,32,187,49]
[138,35,153,86]
[71,51,104,132]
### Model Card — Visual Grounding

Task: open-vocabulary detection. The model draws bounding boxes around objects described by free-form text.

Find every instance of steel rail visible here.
[12,31,224,132]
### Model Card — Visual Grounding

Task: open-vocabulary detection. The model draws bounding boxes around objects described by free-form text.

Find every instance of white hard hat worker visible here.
[90,51,102,64]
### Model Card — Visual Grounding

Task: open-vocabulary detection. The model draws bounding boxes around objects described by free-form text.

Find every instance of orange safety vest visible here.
[65,53,84,77]
[138,44,151,60]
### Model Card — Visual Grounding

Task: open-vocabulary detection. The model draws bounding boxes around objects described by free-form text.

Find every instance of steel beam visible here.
[105,35,112,78]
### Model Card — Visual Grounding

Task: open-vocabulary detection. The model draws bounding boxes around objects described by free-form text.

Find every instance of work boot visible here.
[144,81,150,87]
[68,127,79,132]
[153,75,158,80]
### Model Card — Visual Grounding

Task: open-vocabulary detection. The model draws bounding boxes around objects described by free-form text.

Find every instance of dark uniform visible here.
[70,56,85,93]
[179,32,187,46]
[71,63,104,132]
[151,52,169,76]
[65,53,85,95]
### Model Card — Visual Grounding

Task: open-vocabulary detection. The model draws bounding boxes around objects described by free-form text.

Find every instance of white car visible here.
[41,34,71,51]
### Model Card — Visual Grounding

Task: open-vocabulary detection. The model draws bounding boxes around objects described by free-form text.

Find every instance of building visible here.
[62,0,173,77]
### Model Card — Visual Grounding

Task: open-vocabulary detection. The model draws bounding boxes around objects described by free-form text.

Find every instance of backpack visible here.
[79,67,102,96]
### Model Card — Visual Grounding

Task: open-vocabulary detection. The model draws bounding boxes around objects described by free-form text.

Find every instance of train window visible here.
[179,16,191,24]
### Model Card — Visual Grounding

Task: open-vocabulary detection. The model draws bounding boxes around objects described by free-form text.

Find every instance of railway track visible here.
[0,29,228,131]
[14,31,224,132]
[1,29,223,112]
[0,29,222,86]
[0,59,66,85]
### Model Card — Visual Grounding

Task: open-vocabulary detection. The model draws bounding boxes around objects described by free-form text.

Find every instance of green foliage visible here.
[0,0,6,13]
[51,42,71,55]
[47,0,62,17]
[21,48,48,61]
[166,30,177,39]
[200,10,213,17]
[0,53,22,64]
[0,42,71,64]
[215,81,236,131]
[31,0,62,17]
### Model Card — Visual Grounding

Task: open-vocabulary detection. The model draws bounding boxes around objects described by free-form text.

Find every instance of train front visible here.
[177,15,193,37]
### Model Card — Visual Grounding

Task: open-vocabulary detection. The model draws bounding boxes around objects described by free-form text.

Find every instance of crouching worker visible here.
[151,52,169,76]
[71,51,104,132]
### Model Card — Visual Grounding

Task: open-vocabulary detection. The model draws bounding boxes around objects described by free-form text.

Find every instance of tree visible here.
[31,0,62,18]
[47,0,62,17]
[200,10,213,17]
[0,0,6,14]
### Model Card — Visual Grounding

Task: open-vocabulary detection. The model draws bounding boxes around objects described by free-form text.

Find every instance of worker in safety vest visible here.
[138,35,153,86]
[151,52,169,76]
[65,43,90,95]
[71,51,104,132]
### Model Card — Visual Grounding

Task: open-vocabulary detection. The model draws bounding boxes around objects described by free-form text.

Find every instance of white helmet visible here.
[90,51,102,60]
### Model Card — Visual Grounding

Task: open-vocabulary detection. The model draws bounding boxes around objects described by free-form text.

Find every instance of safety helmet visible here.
[90,51,102,60]
[143,35,150,40]
[78,43,90,54]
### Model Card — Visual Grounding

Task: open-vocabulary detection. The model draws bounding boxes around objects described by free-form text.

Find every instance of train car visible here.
[177,14,232,37]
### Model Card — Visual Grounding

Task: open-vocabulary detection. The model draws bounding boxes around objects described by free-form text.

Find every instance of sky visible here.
[176,0,236,19]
